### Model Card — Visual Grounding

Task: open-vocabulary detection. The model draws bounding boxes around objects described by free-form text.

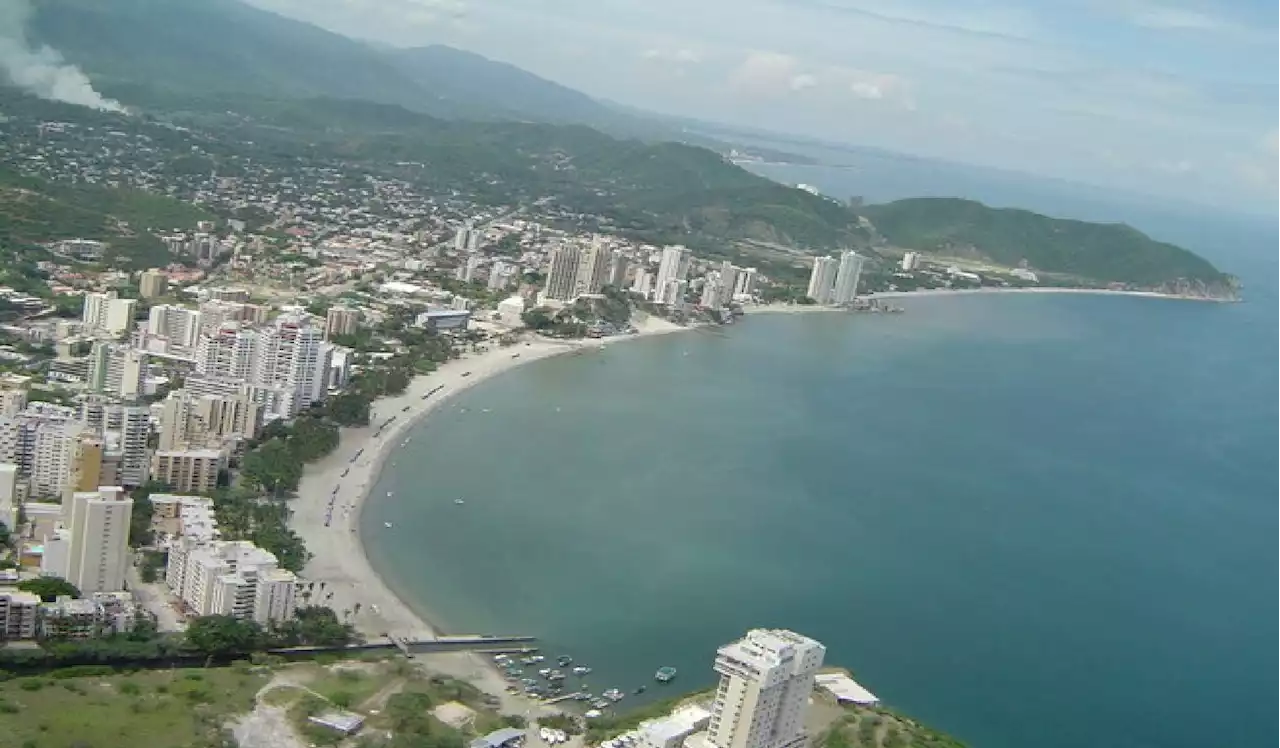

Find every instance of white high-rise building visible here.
[28,419,84,499]
[653,246,692,304]
[324,307,360,340]
[252,314,330,417]
[196,323,258,381]
[81,403,150,488]
[900,251,919,272]
[700,273,724,308]
[574,237,611,297]
[458,254,482,284]
[543,245,581,302]
[0,462,18,531]
[631,268,653,298]
[607,250,630,288]
[687,630,826,748]
[87,341,147,400]
[147,305,202,349]
[806,257,839,304]
[82,292,137,336]
[64,487,133,594]
[165,538,297,624]
[453,222,473,251]
[488,261,517,291]
[0,388,26,417]
[734,268,759,298]
[0,403,83,498]
[158,390,262,451]
[832,251,865,305]
[718,262,739,304]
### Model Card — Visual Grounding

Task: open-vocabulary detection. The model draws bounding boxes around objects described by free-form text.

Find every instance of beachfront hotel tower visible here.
[806,257,839,304]
[687,629,826,748]
[543,244,581,302]
[832,251,865,305]
[653,245,693,304]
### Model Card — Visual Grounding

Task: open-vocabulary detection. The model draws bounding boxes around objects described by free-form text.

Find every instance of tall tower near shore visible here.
[806,256,838,304]
[653,245,692,304]
[544,245,581,302]
[687,629,826,748]
[832,251,865,305]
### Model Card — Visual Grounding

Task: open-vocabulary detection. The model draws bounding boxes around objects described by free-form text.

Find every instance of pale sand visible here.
[291,315,690,645]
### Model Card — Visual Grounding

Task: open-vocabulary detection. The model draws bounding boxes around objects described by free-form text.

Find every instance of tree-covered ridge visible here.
[861,198,1229,288]
[0,168,211,268]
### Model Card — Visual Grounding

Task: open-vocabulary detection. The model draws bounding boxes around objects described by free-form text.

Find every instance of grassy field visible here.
[0,665,268,748]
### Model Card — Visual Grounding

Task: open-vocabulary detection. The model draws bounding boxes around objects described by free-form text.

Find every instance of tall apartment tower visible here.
[324,307,360,340]
[689,629,826,748]
[574,237,611,297]
[65,487,133,594]
[147,305,203,349]
[138,269,169,299]
[653,245,692,304]
[543,245,582,302]
[607,250,630,288]
[87,341,146,399]
[806,256,839,304]
[832,251,865,305]
[253,315,329,416]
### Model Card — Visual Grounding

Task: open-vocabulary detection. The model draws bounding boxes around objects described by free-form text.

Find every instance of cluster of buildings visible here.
[806,250,866,306]
[159,494,297,624]
[0,585,149,642]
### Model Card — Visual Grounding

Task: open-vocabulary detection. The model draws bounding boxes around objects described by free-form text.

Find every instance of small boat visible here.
[386,491,393,497]
[591,699,610,709]
[572,666,592,676]
[634,686,646,695]
[556,655,573,667]
[454,498,465,505]
[655,666,677,683]
[546,670,565,682]
[603,688,625,702]
[383,522,393,528]
[538,668,552,677]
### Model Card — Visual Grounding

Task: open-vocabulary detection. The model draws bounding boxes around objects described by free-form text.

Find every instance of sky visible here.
[245,0,1277,213]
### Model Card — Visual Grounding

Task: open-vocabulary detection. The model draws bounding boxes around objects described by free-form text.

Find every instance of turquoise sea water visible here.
[363,274,1275,747]
[362,154,1275,748]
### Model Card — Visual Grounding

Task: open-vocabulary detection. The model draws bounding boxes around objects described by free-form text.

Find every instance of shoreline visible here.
[296,285,1225,641]
[290,314,694,644]
[746,286,1232,315]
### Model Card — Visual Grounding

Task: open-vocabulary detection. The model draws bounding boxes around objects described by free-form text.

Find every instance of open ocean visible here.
[362,167,1276,748]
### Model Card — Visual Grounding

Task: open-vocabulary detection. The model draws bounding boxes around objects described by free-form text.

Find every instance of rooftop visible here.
[815,672,880,706]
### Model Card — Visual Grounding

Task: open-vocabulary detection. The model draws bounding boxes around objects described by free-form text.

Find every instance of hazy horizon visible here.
[242,0,1279,216]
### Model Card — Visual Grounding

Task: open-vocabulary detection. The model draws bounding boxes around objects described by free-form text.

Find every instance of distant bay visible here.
[363,273,1275,748]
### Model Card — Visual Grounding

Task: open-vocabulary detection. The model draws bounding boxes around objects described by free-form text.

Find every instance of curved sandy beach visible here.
[291,317,690,644]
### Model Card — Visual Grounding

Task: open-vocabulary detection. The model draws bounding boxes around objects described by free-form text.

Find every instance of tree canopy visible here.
[18,576,81,602]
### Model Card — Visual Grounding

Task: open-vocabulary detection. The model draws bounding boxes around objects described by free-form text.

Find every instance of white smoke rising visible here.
[0,0,124,112]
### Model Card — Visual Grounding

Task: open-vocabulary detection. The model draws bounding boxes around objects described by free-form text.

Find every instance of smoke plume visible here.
[0,0,124,112]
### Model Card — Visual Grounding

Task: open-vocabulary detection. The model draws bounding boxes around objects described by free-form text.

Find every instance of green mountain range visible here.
[30,0,645,132]
[13,0,1232,290]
